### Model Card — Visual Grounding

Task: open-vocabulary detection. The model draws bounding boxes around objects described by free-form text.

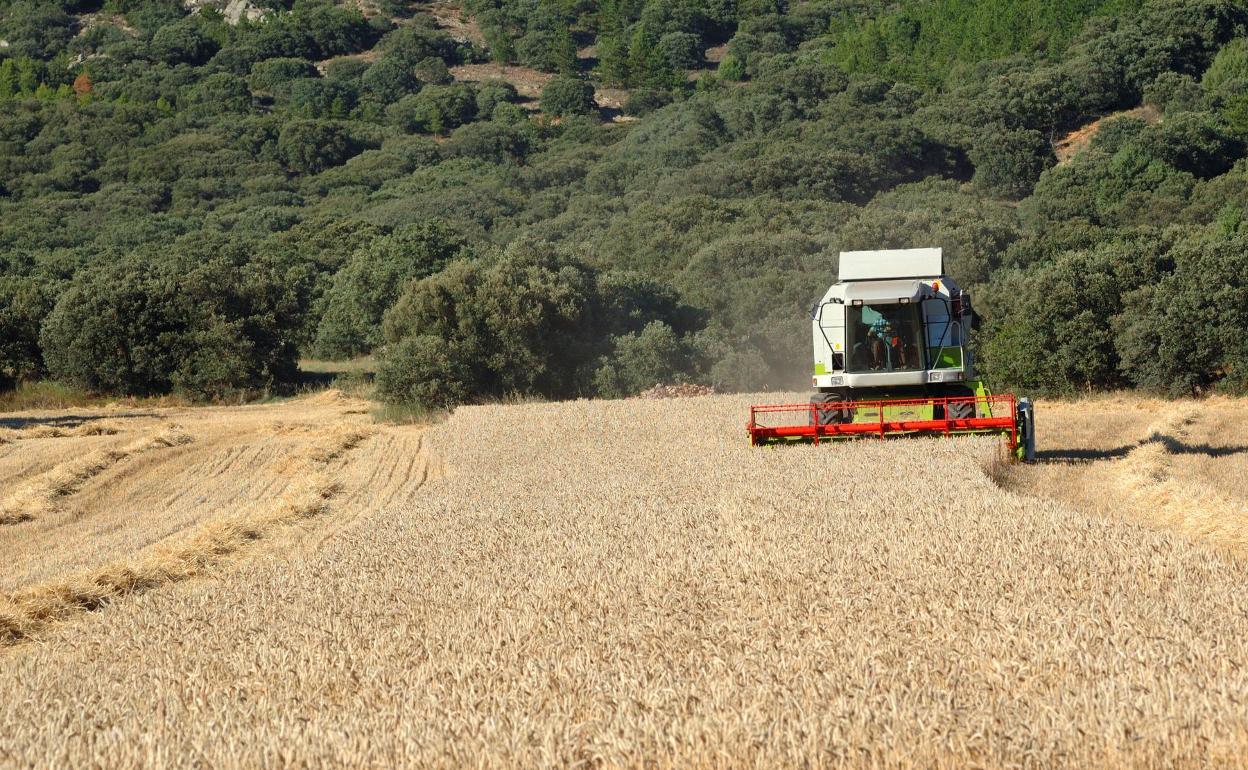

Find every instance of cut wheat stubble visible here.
[0,425,192,525]
[0,421,372,644]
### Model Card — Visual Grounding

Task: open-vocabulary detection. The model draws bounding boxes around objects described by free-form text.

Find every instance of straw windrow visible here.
[0,426,372,644]
[0,425,192,525]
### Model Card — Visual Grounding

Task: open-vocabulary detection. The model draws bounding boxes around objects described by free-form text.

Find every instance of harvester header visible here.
[748,247,1036,461]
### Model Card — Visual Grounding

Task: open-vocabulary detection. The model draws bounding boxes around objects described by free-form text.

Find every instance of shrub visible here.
[1137,112,1246,178]
[377,243,702,408]
[378,24,458,67]
[278,120,356,174]
[0,3,74,59]
[285,78,358,119]
[541,76,596,118]
[0,276,55,388]
[360,56,420,104]
[209,44,264,76]
[979,239,1167,393]
[39,249,303,399]
[719,53,747,81]
[624,88,674,116]
[970,129,1054,200]
[1144,72,1205,114]
[414,56,453,85]
[1201,37,1248,93]
[249,58,319,92]
[386,84,477,134]
[658,32,703,70]
[326,58,371,82]
[183,72,252,114]
[474,79,519,118]
[1225,93,1248,137]
[1116,232,1248,395]
[444,122,532,163]
[373,333,478,409]
[150,21,216,65]
[378,243,599,403]
[315,223,468,358]
[296,4,377,59]
[627,24,678,88]
[515,28,576,73]
[593,321,693,397]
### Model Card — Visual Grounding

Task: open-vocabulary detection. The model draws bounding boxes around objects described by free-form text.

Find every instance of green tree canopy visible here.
[541,76,597,118]
[40,242,306,399]
[278,119,356,173]
[315,223,469,358]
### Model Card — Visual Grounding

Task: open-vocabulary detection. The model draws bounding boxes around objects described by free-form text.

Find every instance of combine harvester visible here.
[748,248,1036,461]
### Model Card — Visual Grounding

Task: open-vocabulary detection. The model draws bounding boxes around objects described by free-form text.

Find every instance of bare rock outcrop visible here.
[182,0,268,25]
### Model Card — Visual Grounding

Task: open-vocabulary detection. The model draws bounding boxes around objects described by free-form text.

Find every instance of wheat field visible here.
[0,391,1247,768]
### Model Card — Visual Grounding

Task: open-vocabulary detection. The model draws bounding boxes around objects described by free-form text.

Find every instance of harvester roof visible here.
[838,248,943,282]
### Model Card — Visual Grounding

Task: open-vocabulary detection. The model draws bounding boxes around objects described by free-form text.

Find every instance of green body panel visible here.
[850,402,934,423]
[814,362,830,375]
[928,347,964,368]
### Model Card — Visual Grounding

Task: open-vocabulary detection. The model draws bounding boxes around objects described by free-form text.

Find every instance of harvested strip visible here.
[0,426,374,645]
[0,426,192,525]
[1111,406,1248,549]
[999,399,1248,554]
[0,421,122,443]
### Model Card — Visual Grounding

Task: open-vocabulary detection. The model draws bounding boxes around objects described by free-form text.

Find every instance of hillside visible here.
[2,393,1248,766]
[0,1,1246,409]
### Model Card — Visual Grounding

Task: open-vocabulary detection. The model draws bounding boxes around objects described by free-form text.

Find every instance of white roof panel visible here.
[839,248,943,281]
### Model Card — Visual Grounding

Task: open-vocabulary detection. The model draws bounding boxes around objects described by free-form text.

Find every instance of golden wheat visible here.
[0,395,409,595]
[0,393,1245,769]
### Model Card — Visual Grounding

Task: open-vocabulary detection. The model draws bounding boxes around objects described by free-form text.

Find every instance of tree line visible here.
[0,0,1246,406]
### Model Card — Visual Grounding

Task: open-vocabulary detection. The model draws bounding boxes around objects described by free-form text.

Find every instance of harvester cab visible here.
[748,248,1036,461]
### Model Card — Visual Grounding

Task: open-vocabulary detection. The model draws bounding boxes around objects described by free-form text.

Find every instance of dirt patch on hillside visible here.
[317,48,380,75]
[450,62,553,100]
[450,63,634,121]
[1055,105,1162,164]
[428,0,485,46]
[74,12,138,37]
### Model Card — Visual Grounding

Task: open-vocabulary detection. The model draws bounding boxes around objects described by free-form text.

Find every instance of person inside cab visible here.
[852,305,920,372]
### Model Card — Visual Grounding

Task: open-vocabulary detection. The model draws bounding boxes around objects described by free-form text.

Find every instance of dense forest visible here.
[0,0,1246,407]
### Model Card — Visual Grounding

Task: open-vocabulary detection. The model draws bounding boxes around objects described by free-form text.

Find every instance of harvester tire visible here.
[948,400,975,419]
[809,392,851,426]
[942,386,976,419]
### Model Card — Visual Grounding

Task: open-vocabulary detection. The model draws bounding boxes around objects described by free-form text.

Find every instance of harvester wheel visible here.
[809,392,851,426]
[948,400,974,419]
[944,386,976,419]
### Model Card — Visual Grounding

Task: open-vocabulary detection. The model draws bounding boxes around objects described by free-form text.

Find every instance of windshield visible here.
[845,303,925,373]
